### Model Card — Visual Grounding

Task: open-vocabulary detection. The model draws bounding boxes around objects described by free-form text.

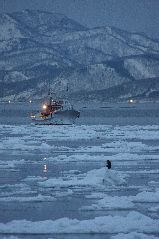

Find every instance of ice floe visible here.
[0,194,56,202]
[39,168,127,189]
[132,189,159,203]
[22,176,47,182]
[0,122,159,237]
[0,212,158,234]
[0,124,159,141]
[149,205,159,212]
[76,141,158,154]
[111,232,157,239]
[0,159,25,169]
[0,183,36,197]
[1,236,20,239]
[103,170,127,186]
[81,195,134,211]
[82,189,159,212]
[1,124,159,155]
[46,153,158,166]
[55,189,73,197]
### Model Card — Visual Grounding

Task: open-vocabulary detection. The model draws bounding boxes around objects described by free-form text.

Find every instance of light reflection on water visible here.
[43,164,48,173]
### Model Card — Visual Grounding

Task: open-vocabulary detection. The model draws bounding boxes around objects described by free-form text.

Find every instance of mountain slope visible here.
[0,9,159,101]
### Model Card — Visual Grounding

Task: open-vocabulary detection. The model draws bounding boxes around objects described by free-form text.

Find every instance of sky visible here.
[0,0,159,38]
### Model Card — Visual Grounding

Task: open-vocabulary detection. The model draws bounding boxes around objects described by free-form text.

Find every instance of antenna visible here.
[66,83,69,92]
[48,79,52,105]
[48,79,51,96]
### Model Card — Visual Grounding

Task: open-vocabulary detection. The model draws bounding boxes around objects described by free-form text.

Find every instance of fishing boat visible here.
[31,95,80,125]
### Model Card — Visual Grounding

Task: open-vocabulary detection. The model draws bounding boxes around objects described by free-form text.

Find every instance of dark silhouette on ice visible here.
[106,160,111,169]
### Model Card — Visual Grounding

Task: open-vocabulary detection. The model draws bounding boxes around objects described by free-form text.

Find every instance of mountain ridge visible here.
[0,9,159,101]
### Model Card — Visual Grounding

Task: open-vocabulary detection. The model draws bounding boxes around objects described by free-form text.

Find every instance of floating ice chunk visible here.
[76,141,156,154]
[0,135,69,153]
[110,153,159,162]
[55,189,73,197]
[40,142,52,151]
[39,168,105,188]
[149,205,159,212]
[103,169,127,186]
[112,232,157,239]
[40,143,69,152]
[133,189,159,203]
[0,212,158,234]
[86,192,106,199]
[81,195,134,211]
[23,176,47,182]
[1,124,159,155]
[128,169,159,174]
[0,183,36,197]
[0,159,25,169]
[0,194,56,202]
[1,124,159,143]
[48,154,108,163]
[39,168,127,188]
[48,153,159,164]
[148,181,159,187]
[1,236,20,239]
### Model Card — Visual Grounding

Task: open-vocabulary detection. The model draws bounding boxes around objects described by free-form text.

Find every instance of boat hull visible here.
[31,109,80,125]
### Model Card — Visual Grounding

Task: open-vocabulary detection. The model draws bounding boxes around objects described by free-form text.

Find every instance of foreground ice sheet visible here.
[0,212,158,234]
[0,123,159,237]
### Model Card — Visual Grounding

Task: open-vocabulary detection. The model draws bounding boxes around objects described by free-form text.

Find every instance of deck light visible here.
[43,104,47,109]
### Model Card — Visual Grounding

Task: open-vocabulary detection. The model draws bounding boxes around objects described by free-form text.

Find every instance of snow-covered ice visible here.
[132,189,159,203]
[0,194,56,202]
[80,195,134,211]
[0,110,159,238]
[0,211,158,234]
[112,232,157,239]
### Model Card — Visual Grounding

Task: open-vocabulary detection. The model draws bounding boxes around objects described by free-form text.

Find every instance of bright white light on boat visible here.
[43,104,47,109]
[29,100,32,103]
[130,99,133,103]
[8,100,11,103]
[31,115,36,118]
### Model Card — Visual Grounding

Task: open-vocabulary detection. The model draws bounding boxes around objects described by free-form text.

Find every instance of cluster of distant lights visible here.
[7,100,32,103]
[7,100,54,104]
[6,98,57,104]
[7,99,136,104]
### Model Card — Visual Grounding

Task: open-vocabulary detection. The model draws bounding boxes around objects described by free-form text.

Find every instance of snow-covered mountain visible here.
[1,9,159,101]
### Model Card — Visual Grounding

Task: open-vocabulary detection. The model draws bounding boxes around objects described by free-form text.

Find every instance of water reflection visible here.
[43,164,48,173]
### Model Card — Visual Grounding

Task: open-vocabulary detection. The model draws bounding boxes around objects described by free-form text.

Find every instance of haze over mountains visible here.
[0,9,159,101]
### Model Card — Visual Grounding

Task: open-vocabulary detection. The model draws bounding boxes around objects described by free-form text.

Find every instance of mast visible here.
[48,79,52,105]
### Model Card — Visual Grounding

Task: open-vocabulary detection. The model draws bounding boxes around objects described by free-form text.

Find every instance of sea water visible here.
[0,102,159,239]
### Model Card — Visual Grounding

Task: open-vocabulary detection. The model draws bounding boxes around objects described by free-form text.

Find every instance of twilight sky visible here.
[1,0,159,38]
